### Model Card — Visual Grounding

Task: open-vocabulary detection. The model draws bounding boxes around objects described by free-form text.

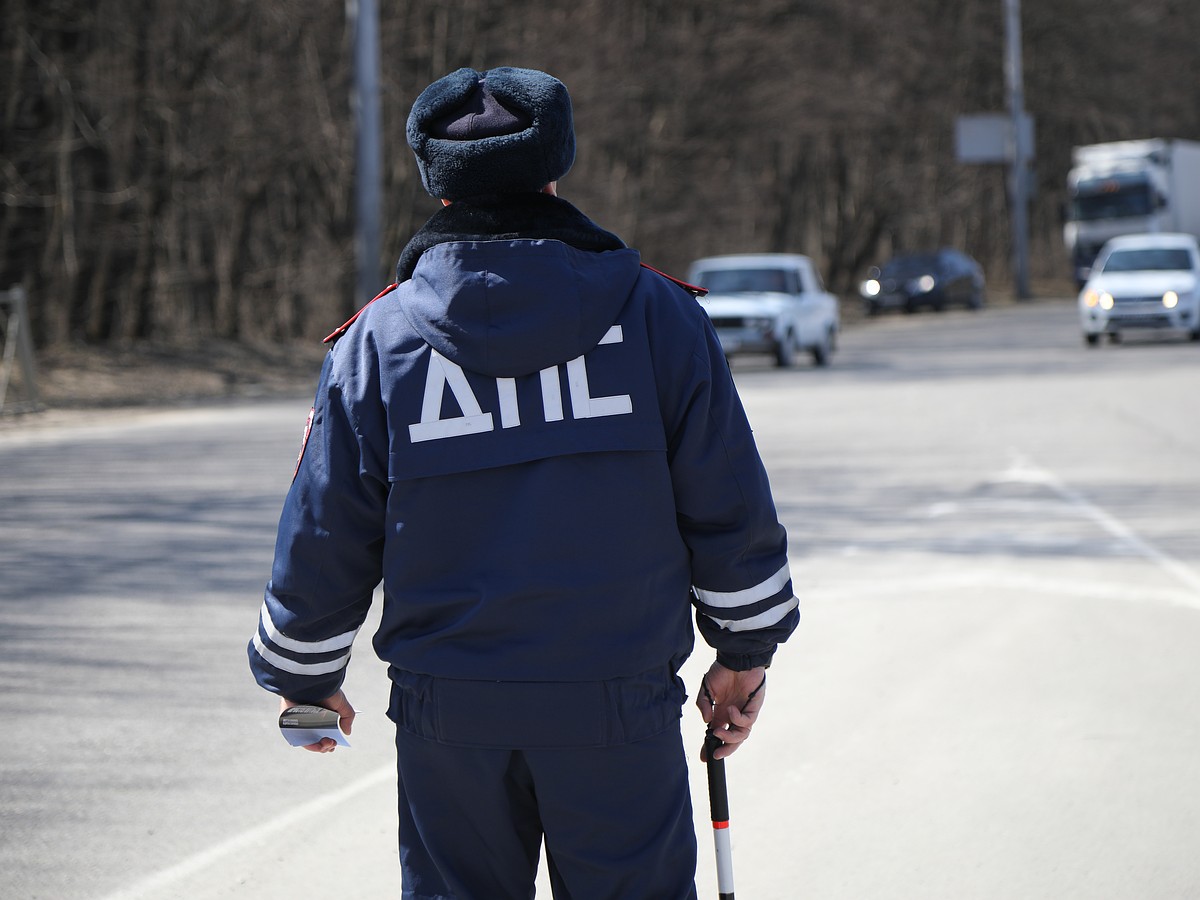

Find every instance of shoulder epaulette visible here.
[640,262,708,297]
[323,283,400,344]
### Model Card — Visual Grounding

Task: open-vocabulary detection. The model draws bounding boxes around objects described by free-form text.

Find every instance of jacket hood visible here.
[393,193,639,377]
[403,239,641,377]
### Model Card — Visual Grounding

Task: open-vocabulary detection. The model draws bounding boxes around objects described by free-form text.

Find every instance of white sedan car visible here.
[1079,233,1200,346]
[687,253,840,367]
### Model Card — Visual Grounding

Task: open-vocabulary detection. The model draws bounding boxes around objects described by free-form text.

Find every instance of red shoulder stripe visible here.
[640,262,708,297]
[323,283,400,344]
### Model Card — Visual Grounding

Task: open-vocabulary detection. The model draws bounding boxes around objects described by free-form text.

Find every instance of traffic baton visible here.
[704,730,735,900]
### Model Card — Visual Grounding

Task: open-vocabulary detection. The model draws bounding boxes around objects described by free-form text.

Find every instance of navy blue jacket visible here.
[249,196,796,747]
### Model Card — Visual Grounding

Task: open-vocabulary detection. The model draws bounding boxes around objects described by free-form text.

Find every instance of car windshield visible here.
[697,268,789,293]
[1071,178,1155,221]
[881,255,939,276]
[1100,248,1193,272]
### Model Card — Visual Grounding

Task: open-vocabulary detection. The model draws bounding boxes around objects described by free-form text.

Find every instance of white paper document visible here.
[278,705,351,748]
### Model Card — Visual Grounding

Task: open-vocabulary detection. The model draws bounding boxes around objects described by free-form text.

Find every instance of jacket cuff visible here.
[716,648,775,671]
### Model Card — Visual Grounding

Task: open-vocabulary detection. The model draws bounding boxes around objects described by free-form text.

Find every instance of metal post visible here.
[348,0,383,304]
[1004,0,1031,299]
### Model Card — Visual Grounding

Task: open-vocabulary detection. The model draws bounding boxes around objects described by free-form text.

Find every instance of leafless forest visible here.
[4,0,1200,347]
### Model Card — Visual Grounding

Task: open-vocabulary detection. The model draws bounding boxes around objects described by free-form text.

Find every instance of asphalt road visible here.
[2,298,1199,899]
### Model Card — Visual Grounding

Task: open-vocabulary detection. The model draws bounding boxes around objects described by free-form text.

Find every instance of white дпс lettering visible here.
[409,326,631,444]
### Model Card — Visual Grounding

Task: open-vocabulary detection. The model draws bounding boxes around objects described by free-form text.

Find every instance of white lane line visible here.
[812,567,1200,611]
[93,764,394,900]
[1000,455,1200,598]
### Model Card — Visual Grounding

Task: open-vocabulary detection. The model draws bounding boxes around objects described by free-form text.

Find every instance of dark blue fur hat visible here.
[407,67,576,200]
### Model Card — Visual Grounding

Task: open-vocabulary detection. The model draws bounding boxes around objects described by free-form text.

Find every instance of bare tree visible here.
[4,0,1200,350]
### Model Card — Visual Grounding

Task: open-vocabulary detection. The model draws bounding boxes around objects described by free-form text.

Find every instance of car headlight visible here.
[917,275,936,292]
[1163,290,1179,309]
[861,279,881,297]
[1082,289,1116,309]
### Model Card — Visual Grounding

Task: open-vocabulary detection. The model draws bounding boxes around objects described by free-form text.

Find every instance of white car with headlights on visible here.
[686,253,840,367]
[1079,233,1200,346]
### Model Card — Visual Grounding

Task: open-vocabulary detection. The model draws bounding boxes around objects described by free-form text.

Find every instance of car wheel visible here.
[1108,332,1122,345]
[1084,333,1100,347]
[810,327,834,367]
[774,330,798,368]
[968,288,985,310]
[1190,327,1200,342]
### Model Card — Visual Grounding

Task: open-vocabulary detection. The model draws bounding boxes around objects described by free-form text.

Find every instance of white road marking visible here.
[93,764,394,900]
[822,454,1200,611]
[1000,454,1200,598]
[812,567,1200,611]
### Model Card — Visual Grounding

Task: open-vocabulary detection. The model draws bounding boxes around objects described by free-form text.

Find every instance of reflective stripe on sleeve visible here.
[693,563,791,610]
[259,602,359,653]
[251,632,352,676]
[703,595,799,633]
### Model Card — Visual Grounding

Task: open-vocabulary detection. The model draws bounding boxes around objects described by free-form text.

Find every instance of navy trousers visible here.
[394,725,699,900]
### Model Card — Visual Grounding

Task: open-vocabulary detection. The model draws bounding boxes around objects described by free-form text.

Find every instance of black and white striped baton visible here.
[704,730,735,900]
[702,672,766,900]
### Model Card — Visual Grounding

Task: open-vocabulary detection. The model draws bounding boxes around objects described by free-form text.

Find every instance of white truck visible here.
[1064,139,1200,286]
[686,253,840,368]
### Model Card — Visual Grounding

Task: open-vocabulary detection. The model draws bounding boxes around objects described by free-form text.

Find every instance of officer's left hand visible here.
[278,689,355,753]
[695,662,767,761]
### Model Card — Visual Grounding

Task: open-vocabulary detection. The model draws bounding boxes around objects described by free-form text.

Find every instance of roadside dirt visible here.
[1,282,1059,431]
[0,339,329,430]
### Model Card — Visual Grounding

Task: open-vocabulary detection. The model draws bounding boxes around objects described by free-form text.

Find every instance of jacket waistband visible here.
[386,665,686,748]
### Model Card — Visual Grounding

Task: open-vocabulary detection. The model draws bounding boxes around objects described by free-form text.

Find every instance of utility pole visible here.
[348,0,382,304]
[1004,0,1031,299]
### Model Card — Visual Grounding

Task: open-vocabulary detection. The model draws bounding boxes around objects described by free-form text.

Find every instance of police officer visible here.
[249,66,797,900]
